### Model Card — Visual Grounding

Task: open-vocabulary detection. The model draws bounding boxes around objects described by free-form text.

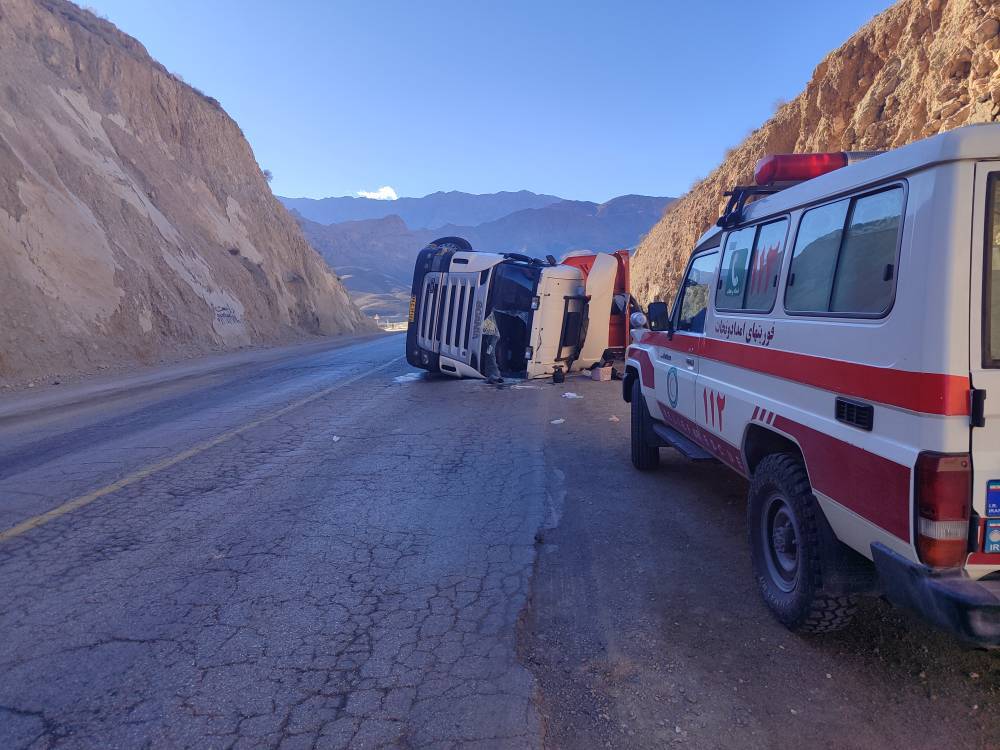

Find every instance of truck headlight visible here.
[531,296,540,310]
[524,346,534,360]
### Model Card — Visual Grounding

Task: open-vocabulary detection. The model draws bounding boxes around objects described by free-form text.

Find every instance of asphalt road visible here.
[0,334,997,749]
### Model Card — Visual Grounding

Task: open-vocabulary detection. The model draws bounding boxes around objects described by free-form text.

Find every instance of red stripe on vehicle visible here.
[654,397,911,542]
[656,402,746,476]
[751,405,760,421]
[628,347,655,389]
[772,415,911,542]
[967,553,1000,566]
[641,331,970,416]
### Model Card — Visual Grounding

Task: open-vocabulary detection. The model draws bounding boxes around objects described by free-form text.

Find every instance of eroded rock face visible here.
[0,0,368,385]
[632,0,1000,305]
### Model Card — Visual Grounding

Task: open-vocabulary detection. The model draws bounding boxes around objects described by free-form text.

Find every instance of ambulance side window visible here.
[785,186,903,317]
[717,220,788,313]
[744,219,789,311]
[785,200,849,313]
[716,227,754,310]
[830,188,904,314]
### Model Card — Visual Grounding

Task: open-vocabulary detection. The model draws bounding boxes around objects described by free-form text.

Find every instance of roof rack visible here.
[716,186,780,229]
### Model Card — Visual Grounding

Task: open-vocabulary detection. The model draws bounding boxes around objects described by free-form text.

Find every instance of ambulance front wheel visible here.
[630,379,659,470]
[748,453,857,633]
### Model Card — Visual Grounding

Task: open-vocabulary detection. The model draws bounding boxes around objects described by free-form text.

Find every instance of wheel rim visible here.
[761,492,800,593]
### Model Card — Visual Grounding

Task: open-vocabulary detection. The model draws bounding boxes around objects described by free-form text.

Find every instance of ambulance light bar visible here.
[754,151,883,186]
[754,153,847,186]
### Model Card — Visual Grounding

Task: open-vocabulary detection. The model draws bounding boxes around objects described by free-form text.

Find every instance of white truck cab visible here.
[625,124,1000,646]
[406,237,620,379]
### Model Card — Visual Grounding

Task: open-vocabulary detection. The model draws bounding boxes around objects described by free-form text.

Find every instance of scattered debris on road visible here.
[550,418,565,424]
[590,366,613,381]
[561,392,583,399]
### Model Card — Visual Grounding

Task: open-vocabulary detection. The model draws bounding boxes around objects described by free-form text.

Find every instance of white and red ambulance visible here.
[624,124,1000,646]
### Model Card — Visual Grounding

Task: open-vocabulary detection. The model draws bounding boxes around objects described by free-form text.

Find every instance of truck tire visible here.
[431,236,473,250]
[630,379,659,470]
[748,453,856,633]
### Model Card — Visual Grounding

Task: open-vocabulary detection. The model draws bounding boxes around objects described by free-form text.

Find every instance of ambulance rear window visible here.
[785,186,903,317]
[986,174,1000,367]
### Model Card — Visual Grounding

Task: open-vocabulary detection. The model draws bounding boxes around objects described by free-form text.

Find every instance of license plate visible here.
[986,520,1000,554]
[408,296,416,323]
[987,480,1000,516]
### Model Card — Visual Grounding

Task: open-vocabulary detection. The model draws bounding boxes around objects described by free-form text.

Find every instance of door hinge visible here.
[971,388,987,428]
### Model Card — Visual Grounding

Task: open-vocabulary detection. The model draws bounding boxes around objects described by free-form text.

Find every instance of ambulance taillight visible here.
[915,452,972,568]
[754,153,848,186]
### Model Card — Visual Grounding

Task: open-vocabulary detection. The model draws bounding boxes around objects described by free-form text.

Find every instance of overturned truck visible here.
[405,237,630,380]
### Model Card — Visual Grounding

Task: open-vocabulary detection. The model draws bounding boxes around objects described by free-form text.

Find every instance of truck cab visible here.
[405,237,624,379]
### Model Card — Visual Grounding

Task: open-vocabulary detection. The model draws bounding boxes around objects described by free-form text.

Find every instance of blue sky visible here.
[84,0,895,202]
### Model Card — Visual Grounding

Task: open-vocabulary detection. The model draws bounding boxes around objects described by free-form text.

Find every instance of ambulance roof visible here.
[694,123,1000,250]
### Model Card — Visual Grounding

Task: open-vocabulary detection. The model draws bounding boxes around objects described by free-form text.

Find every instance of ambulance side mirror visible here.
[647,301,671,334]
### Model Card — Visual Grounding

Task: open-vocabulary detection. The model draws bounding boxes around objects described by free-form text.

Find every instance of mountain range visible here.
[280,189,562,229]
[288,192,674,318]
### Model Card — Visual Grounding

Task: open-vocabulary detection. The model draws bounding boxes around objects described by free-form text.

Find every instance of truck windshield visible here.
[483,263,541,377]
[988,174,1000,367]
[491,264,540,311]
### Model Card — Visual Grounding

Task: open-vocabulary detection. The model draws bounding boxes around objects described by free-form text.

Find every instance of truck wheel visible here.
[748,453,856,633]
[630,379,659,470]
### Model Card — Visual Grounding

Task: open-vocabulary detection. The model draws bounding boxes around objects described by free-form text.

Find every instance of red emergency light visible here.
[754,152,848,186]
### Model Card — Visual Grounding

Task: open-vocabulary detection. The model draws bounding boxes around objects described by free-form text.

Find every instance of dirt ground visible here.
[520,386,1000,750]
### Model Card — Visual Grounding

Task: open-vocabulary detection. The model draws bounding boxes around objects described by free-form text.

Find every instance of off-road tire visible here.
[748,453,856,633]
[630,379,659,470]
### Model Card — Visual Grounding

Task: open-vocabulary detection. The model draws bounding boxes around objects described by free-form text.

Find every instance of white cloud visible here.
[357,186,398,201]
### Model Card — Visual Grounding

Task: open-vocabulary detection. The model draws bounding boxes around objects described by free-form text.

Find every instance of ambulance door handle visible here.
[685,357,695,367]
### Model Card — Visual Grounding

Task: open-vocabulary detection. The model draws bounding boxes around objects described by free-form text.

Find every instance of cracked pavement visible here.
[2,333,998,749]
[0,335,552,749]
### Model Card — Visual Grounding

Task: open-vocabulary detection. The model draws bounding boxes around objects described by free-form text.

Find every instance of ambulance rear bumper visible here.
[872,543,1000,648]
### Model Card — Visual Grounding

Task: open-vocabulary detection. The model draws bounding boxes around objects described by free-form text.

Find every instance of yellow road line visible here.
[0,356,404,544]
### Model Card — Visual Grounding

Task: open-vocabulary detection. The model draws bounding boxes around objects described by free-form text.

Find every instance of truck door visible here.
[971,162,1000,561]
[654,250,718,430]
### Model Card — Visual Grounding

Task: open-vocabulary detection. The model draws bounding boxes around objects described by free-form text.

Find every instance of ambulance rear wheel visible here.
[748,453,856,633]
[630,379,659,470]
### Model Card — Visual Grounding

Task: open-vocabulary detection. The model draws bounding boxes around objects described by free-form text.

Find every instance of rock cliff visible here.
[632,0,1000,304]
[0,0,368,386]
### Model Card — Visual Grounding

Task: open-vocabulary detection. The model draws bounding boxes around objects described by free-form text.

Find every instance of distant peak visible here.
[356,186,398,201]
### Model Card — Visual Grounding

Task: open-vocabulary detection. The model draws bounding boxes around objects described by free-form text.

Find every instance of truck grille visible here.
[417,273,478,362]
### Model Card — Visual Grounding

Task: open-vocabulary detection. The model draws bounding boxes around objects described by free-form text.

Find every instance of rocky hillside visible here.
[0,0,368,386]
[632,0,1000,304]
[297,214,417,318]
